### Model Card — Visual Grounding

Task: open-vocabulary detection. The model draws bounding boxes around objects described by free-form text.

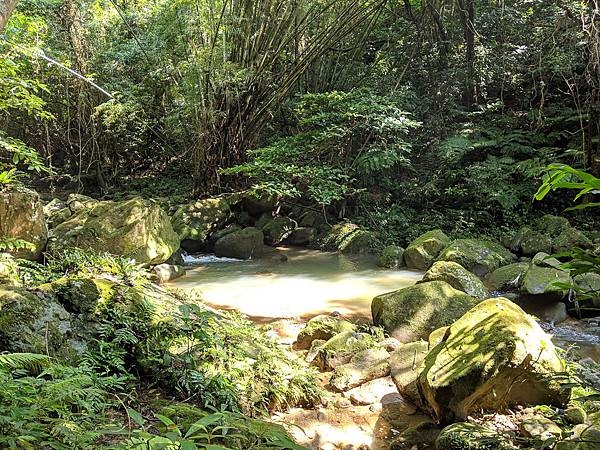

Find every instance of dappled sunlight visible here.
[170,249,422,319]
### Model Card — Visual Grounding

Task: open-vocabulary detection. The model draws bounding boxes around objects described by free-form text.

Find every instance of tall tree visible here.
[0,0,18,32]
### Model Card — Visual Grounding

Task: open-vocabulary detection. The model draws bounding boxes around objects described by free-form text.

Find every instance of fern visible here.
[0,353,50,373]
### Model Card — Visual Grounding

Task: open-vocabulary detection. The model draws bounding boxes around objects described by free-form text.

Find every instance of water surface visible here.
[170,248,422,320]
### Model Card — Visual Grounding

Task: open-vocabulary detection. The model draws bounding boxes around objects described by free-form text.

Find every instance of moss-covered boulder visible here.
[489,262,530,291]
[284,227,316,246]
[310,331,378,371]
[554,227,593,253]
[171,197,231,248]
[404,230,450,270]
[538,214,571,237]
[520,264,571,299]
[418,298,569,421]
[330,347,390,392]
[0,286,86,359]
[0,253,19,286]
[436,239,516,277]
[261,217,296,245]
[378,245,405,269]
[435,423,514,450]
[421,261,488,299]
[44,198,72,228]
[0,186,48,260]
[214,227,264,259]
[573,272,600,308]
[294,314,357,350]
[241,193,277,216]
[371,281,479,342]
[38,277,112,315]
[510,226,553,256]
[390,340,429,405]
[66,193,99,214]
[319,222,382,255]
[428,326,449,348]
[50,197,179,264]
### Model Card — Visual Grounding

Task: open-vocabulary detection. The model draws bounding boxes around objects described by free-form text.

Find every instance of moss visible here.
[390,340,429,405]
[312,331,378,370]
[50,197,179,264]
[554,227,593,253]
[537,214,571,237]
[419,298,569,421]
[171,197,231,242]
[421,261,488,299]
[294,314,356,350]
[488,262,529,291]
[378,245,405,268]
[565,406,587,425]
[435,423,515,450]
[437,238,516,277]
[404,229,450,270]
[520,265,571,297]
[371,280,478,342]
[319,222,359,251]
[428,327,449,348]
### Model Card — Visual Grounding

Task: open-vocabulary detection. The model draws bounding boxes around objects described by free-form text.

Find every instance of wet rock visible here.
[153,264,185,284]
[404,229,450,270]
[390,340,429,406]
[330,347,391,392]
[294,314,357,350]
[372,281,478,342]
[214,227,264,259]
[421,261,489,299]
[419,298,570,422]
[0,186,48,260]
[378,245,405,269]
[436,239,516,277]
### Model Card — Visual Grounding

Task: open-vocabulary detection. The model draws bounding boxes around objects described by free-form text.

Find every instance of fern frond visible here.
[0,353,50,373]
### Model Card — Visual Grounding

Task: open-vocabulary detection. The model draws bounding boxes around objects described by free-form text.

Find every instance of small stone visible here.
[335,397,352,408]
[565,406,587,425]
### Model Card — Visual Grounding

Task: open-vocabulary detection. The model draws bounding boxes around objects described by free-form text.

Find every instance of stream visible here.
[170,247,600,362]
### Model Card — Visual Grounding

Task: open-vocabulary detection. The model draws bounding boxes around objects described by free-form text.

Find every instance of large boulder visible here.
[390,340,429,406]
[436,239,516,277]
[171,197,231,249]
[537,214,571,237]
[284,227,316,246]
[50,197,179,265]
[553,227,593,253]
[378,245,405,269]
[214,227,264,259]
[404,230,450,270]
[261,217,296,246]
[0,186,48,260]
[418,298,569,422]
[319,222,382,255]
[488,262,530,292]
[509,226,552,256]
[371,281,479,342]
[421,261,488,299]
[520,263,571,299]
[241,193,277,216]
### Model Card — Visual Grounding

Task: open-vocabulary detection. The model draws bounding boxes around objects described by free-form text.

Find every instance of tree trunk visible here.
[457,0,476,109]
[0,0,19,32]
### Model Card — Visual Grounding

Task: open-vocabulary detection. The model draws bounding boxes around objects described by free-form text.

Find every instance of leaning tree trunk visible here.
[0,0,19,32]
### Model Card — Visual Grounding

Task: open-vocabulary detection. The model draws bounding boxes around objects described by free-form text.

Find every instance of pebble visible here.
[335,397,352,408]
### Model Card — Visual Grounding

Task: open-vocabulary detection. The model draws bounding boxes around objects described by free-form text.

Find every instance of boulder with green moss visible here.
[537,214,571,237]
[214,227,264,259]
[421,261,489,299]
[285,227,316,246]
[310,331,378,371]
[261,217,296,245]
[554,425,600,450]
[372,281,479,342]
[436,239,516,277]
[489,262,530,291]
[378,245,405,268]
[0,186,48,260]
[66,193,99,214]
[520,264,571,299]
[390,340,429,405]
[509,226,553,256]
[435,423,515,450]
[294,314,357,350]
[0,253,19,286]
[206,224,242,252]
[418,298,569,421]
[330,347,390,391]
[428,326,449,348]
[404,230,450,270]
[554,227,593,253]
[171,197,231,246]
[573,273,600,308]
[50,197,179,264]
[241,193,277,216]
[319,222,382,255]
